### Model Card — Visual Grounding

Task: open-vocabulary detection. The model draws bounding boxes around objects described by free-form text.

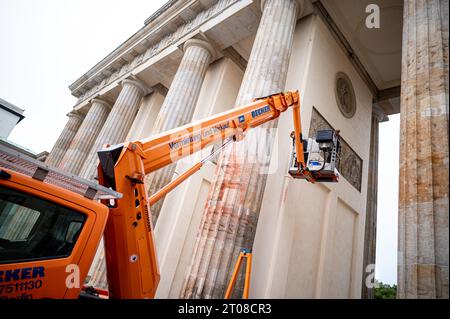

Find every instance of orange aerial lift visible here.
[0,91,340,299]
[224,249,253,299]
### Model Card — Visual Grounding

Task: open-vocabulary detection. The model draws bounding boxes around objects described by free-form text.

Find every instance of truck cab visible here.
[0,145,117,299]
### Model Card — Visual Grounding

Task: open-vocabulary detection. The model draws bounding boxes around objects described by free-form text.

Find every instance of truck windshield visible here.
[0,185,86,264]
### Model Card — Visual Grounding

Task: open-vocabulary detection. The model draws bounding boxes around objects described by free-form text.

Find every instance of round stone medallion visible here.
[335,72,356,118]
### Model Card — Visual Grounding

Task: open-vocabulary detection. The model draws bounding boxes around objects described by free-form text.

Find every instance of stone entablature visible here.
[70,0,250,108]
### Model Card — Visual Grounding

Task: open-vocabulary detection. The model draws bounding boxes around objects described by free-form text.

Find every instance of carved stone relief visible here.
[309,107,362,191]
[335,72,356,119]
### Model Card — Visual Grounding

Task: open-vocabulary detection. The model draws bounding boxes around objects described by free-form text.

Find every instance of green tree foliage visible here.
[374,280,397,299]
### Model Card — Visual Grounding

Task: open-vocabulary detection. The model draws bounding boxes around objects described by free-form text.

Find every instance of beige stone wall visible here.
[251,15,373,298]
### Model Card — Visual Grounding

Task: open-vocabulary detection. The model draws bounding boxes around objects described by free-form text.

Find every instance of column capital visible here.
[121,78,151,96]
[183,38,216,59]
[372,103,389,123]
[91,98,112,111]
[151,83,168,97]
[260,0,306,18]
[66,110,84,121]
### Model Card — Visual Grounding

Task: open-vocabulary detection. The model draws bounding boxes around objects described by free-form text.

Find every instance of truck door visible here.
[0,178,107,299]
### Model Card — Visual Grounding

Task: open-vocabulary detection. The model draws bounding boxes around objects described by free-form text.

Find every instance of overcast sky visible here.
[376,114,399,285]
[0,0,168,152]
[0,0,398,286]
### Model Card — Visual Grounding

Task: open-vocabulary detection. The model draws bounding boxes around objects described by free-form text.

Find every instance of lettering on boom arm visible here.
[251,105,270,118]
[168,123,230,151]
[167,104,270,151]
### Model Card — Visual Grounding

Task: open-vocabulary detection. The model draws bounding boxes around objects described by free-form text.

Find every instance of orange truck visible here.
[0,91,340,299]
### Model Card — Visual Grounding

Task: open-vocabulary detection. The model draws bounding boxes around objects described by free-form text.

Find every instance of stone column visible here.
[59,99,111,175]
[361,104,387,299]
[81,78,149,289]
[146,38,215,224]
[180,0,302,299]
[79,78,149,180]
[398,0,448,299]
[125,86,166,141]
[45,110,84,167]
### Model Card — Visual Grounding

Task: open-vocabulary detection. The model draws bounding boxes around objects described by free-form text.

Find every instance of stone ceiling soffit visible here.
[152,83,169,97]
[319,0,402,91]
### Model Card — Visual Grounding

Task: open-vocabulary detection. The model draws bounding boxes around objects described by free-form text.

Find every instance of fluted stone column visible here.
[46,110,84,167]
[398,0,449,299]
[361,104,388,299]
[147,38,215,224]
[125,87,166,141]
[181,0,302,299]
[79,78,149,180]
[82,78,149,289]
[59,99,111,175]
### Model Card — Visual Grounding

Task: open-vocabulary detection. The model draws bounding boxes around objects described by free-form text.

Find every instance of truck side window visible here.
[0,186,86,264]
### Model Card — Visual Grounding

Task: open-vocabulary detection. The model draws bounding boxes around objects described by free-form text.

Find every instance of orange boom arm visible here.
[95,91,305,299]
[138,90,303,174]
